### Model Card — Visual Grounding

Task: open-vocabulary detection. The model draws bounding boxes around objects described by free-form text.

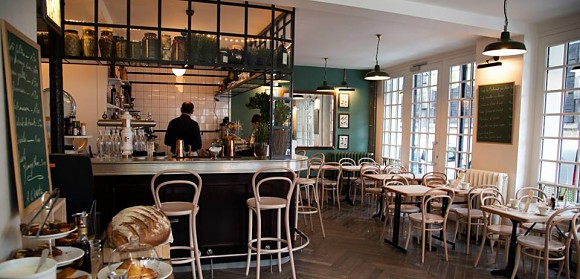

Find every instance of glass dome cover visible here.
[107,236,160,278]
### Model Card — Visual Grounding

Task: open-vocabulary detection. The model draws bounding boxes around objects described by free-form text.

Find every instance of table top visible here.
[480,205,553,223]
[362,173,416,181]
[383,185,445,197]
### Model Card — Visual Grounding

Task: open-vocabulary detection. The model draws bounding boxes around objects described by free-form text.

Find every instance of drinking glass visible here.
[209,143,222,159]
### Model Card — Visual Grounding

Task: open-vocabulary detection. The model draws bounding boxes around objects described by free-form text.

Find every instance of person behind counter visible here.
[164,102,202,156]
[235,114,262,156]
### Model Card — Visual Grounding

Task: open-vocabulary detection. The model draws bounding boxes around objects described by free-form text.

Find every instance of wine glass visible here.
[209,143,222,159]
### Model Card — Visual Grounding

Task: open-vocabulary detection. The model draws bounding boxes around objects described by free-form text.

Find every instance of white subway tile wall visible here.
[130,67,230,154]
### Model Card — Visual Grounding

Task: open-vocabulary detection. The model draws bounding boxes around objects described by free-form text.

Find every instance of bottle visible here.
[276,36,289,68]
[103,129,112,158]
[110,84,117,106]
[121,111,134,157]
[111,129,121,157]
[97,130,105,158]
[81,123,86,136]
[71,212,92,273]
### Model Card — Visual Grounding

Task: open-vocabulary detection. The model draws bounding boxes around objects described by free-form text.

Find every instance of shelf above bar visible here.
[97,120,156,127]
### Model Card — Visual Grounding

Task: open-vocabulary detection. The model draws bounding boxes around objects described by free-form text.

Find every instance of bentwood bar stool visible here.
[150,169,203,279]
[246,167,297,279]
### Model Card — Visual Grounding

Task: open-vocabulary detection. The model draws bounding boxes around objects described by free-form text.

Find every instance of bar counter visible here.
[91,155,308,263]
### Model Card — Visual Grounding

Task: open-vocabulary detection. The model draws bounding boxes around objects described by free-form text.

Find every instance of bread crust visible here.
[107,206,170,248]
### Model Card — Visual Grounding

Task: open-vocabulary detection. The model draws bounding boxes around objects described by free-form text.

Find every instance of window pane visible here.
[547,69,563,90]
[542,139,558,161]
[558,163,575,185]
[560,140,578,162]
[540,161,557,183]
[543,116,560,137]
[548,44,565,67]
[566,40,580,65]
[545,92,562,114]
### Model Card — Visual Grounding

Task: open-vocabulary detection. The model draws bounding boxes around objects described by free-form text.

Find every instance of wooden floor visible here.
[174,201,568,279]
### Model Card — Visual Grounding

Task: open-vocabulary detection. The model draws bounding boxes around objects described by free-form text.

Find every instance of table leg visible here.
[384,193,406,252]
[490,219,520,279]
[342,171,355,206]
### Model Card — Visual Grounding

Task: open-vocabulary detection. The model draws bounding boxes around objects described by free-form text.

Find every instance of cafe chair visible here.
[320,162,343,209]
[358,157,376,166]
[511,206,580,279]
[383,175,419,233]
[295,159,325,238]
[516,187,548,234]
[246,167,297,279]
[474,187,521,268]
[311,152,326,162]
[556,211,580,279]
[339,157,358,201]
[358,164,382,210]
[452,185,496,255]
[421,171,447,186]
[150,169,203,279]
[384,162,408,174]
[405,187,455,263]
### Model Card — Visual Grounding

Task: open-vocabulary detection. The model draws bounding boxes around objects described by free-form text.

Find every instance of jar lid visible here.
[82,27,94,31]
[65,29,78,34]
[144,32,157,37]
[101,28,113,33]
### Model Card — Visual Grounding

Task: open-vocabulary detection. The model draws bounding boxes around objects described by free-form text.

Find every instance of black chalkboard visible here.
[1,20,52,216]
[476,82,514,144]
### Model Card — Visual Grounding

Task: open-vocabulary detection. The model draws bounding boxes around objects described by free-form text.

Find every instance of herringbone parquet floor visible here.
[174,202,568,279]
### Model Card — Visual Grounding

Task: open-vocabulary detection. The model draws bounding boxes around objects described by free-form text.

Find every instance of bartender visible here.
[164,102,202,155]
[236,114,262,156]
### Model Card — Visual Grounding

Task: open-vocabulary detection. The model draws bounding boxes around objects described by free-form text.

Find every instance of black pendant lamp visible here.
[316,58,334,92]
[482,0,527,57]
[365,34,390,81]
[339,69,355,91]
[572,66,580,73]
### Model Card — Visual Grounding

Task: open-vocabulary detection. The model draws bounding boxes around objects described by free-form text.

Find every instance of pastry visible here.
[106,205,171,248]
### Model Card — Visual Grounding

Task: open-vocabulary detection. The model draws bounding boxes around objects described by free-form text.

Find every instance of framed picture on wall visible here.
[338,93,349,108]
[338,135,349,149]
[338,113,349,129]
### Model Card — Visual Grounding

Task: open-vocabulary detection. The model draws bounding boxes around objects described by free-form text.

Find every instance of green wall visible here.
[231,65,371,159]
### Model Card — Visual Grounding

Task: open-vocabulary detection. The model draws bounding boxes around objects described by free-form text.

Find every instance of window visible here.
[539,40,580,201]
[382,77,404,162]
[410,70,438,174]
[446,63,475,178]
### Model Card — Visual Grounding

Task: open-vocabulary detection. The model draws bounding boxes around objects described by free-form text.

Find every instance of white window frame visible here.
[381,77,404,163]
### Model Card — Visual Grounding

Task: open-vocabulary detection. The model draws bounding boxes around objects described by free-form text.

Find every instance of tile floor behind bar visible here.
[172,201,571,279]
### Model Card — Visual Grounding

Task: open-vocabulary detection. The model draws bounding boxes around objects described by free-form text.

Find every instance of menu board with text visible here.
[1,20,52,216]
[476,82,514,144]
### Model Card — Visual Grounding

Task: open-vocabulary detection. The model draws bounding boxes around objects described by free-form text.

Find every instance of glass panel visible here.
[566,40,580,65]
[547,44,565,67]
[542,139,558,161]
[543,115,560,137]
[65,0,94,22]
[131,0,158,27]
[546,68,563,91]
[161,0,188,30]
[190,2,218,32]
[544,92,562,114]
[558,163,576,185]
[560,140,578,162]
[294,93,334,147]
[540,161,557,183]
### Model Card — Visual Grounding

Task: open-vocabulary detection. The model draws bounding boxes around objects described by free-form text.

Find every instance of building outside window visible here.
[410,70,438,175]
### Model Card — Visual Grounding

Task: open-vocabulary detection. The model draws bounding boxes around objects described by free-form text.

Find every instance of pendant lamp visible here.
[316,58,334,92]
[572,66,580,73]
[482,0,527,57]
[364,34,390,81]
[339,69,355,91]
[172,68,186,76]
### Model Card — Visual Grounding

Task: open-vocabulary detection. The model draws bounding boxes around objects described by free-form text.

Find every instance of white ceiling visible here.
[252,0,580,69]
[70,0,580,70]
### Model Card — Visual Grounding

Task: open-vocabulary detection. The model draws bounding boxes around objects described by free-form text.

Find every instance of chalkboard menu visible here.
[1,20,52,216]
[476,82,514,144]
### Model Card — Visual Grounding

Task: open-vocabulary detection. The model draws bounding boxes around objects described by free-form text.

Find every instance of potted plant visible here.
[253,122,269,159]
[246,92,291,157]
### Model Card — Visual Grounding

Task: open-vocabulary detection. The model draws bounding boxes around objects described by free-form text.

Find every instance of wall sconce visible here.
[172,68,186,76]
[477,56,502,69]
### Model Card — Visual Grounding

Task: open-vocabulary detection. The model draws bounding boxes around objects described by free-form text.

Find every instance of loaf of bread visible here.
[107,205,171,248]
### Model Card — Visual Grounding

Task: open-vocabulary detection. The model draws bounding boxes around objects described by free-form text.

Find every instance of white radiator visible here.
[464,169,509,197]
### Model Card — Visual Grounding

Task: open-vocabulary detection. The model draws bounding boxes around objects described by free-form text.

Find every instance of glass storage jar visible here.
[114,36,127,59]
[99,29,114,58]
[81,27,97,57]
[130,40,142,59]
[142,32,158,59]
[161,34,171,60]
[171,36,186,61]
[106,237,161,279]
[64,29,81,56]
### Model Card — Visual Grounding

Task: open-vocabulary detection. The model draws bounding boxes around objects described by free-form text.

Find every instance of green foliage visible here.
[274,100,290,126]
[254,122,270,143]
[246,92,271,123]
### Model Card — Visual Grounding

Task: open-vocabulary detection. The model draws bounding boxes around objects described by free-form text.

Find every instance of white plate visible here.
[57,268,92,279]
[133,156,147,160]
[22,227,77,240]
[55,246,84,267]
[97,261,172,279]
[154,156,166,160]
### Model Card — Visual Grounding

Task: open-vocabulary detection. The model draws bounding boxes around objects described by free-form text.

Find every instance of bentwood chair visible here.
[474,187,520,267]
[453,185,497,255]
[150,169,203,279]
[557,211,580,279]
[405,187,455,263]
[246,167,297,279]
[511,206,580,279]
[383,175,419,230]
[516,187,548,234]
[295,159,325,238]
[339,157,358,200]
[357,157,376,166]
[320,162,343,209]
[359,164,382,210]
[421,171,447,186]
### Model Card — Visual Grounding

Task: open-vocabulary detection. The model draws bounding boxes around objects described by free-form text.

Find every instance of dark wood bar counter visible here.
[91,155,308,262]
